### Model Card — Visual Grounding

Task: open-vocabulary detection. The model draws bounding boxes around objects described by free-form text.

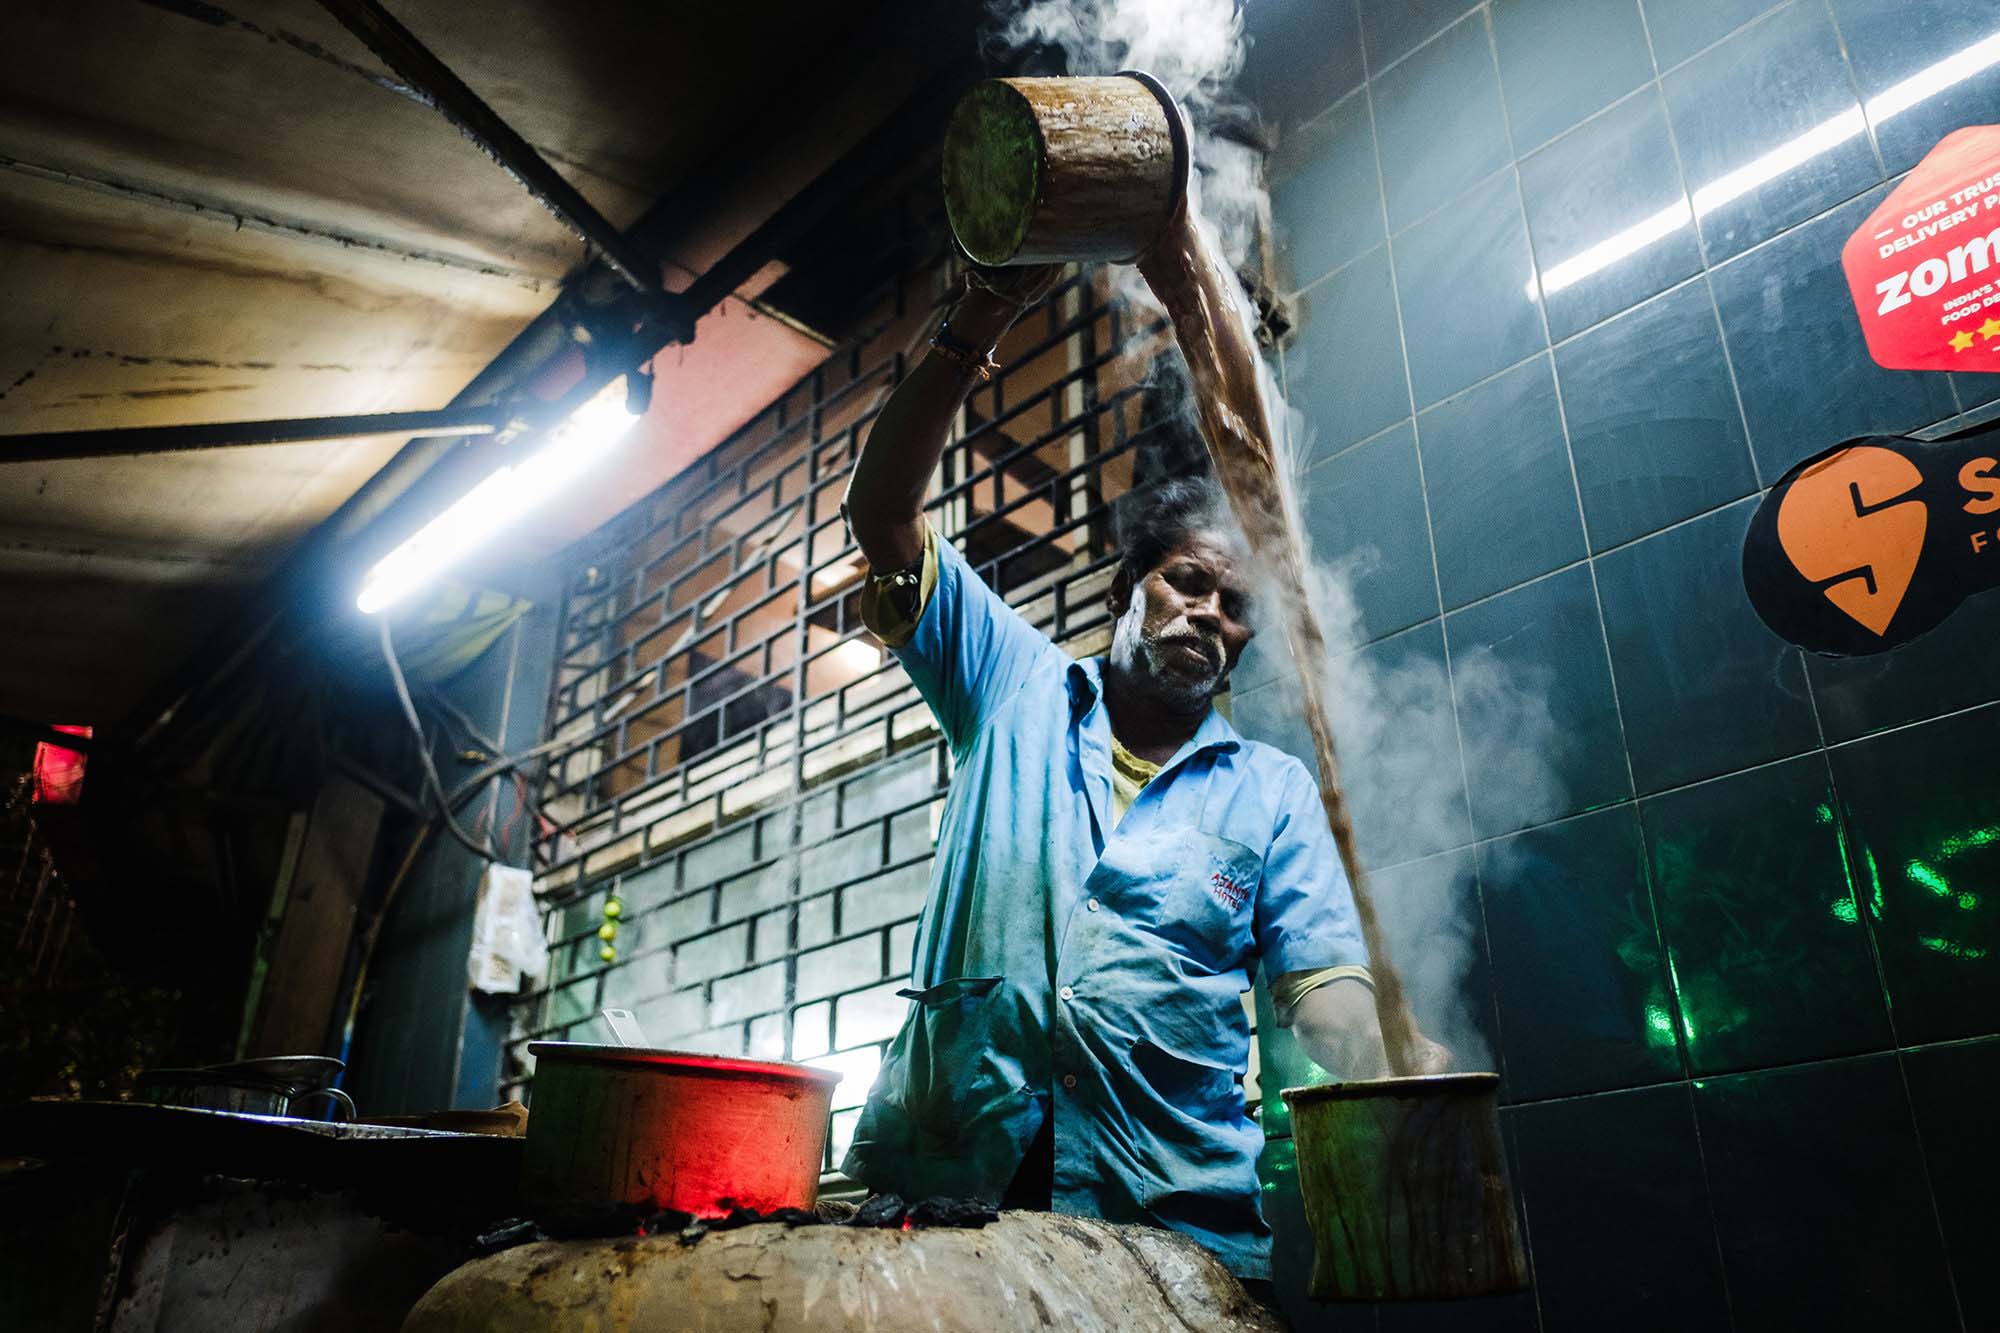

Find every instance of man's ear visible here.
[1108,566,1133,618]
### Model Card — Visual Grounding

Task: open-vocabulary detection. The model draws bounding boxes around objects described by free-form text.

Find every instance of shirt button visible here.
[1058,985,1074,1001]
[1062,1074,1078,1090]
[1086,898,1099,912]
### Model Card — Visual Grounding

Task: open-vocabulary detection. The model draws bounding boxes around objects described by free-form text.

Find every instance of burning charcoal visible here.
[844,1193,907,1228]
[766,1207,822,1228]
[536,1201,652,1239]
[472,1218,538,1254]
[906,1196,999,1229]
[716,1206,766,1230]
[640,1206,694,1236]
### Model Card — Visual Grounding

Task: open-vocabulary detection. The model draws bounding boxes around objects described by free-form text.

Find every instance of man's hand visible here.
[964,261,1063,312]
[1290,977,1387,1080]
[1409,1032,1453,1076]
[1289,978,1453,1081]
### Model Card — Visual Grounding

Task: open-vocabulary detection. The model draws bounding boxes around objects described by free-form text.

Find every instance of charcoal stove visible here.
[0,1100,522,1330]
[406,1210,1283,1332]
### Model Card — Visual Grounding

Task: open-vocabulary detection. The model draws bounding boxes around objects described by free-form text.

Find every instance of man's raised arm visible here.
[843,266,1060,572]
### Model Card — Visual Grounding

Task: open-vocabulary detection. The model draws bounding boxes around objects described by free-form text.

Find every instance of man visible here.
[840,264,1441,1290]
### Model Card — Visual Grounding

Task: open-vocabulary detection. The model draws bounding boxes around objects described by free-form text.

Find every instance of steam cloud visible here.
[983,0,1268,293]
[982,1,1565,1075]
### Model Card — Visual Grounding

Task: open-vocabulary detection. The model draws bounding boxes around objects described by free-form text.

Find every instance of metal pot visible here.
[1280,1073,1529,1302]
[136,1055,355,1121]
[521,1043,840,1219]
[942,72,1191,266]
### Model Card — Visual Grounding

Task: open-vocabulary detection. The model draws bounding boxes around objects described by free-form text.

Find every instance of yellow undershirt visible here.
[1109,734,1160,826]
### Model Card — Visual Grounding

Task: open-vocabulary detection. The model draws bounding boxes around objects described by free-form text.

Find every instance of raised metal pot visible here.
[942,71,1191,266]
[1281,1073,1528,1302]
[522,1043,840,1219]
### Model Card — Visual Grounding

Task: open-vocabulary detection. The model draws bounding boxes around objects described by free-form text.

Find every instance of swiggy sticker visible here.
[1844,125,2000,371]
[1744,424,2000,655]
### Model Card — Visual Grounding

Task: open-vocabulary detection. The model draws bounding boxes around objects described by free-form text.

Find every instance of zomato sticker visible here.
[1845,124,2000,371]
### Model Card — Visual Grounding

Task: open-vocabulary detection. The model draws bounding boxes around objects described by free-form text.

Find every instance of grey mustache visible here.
[1156,626,1224,665]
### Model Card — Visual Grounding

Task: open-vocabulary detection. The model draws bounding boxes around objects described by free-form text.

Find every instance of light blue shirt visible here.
[843,535,1367,1279]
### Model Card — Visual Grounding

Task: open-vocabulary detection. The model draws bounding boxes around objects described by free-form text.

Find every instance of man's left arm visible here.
[1255,759,1449,1080]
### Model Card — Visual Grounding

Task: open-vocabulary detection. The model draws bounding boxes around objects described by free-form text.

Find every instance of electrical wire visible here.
[377,616,498,862]
[444,733,568,810]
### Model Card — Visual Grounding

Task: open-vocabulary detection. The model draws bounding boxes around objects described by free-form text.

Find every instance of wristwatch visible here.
[876,555,925,622]
[928,322,999,382]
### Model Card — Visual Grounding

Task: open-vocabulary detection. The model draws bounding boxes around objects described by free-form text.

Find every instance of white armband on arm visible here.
[1271,964,1374,1027]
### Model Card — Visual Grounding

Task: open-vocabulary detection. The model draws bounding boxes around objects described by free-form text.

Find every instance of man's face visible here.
[1108,530,1256,709]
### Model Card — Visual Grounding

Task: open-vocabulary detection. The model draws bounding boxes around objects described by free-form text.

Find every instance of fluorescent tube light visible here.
[1525,28,1999,301]
[357,379,639,614]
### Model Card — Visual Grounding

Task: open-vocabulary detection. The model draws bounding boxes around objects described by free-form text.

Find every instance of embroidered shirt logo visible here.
[1208,868,1250,911]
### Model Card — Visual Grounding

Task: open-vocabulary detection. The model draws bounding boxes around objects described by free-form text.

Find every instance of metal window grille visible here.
[513,244,1264,1165]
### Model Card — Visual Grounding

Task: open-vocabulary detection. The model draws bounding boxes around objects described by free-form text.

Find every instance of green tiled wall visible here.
[1242,1,2000,1328]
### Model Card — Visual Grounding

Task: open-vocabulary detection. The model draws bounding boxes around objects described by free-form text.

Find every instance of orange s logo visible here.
[1776,446,1926,636]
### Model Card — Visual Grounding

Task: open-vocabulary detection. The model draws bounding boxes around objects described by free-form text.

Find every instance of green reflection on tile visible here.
[1828,799,1877,924]
[1908,861,1951,897]
[1645,757,1891,1074]
[1831,710,2000,1042]
[1938,825,2000,859]
[1646,1003,1675,1042]
[1918,936,1989,960]
[1666,953,1698,1047]
[1907,860,1981,912]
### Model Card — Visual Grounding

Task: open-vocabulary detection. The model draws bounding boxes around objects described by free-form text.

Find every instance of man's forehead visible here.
[1154,529,1250,582]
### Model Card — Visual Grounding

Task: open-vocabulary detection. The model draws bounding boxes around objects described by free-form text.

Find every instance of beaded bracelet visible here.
[928,323,1000,382]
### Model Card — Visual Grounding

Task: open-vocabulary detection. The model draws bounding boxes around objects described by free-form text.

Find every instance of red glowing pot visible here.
[522,1044,841,1219]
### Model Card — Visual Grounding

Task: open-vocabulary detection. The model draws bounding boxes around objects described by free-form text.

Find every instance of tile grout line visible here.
[1635,23,1768,491]
[1812,744,1966,1327]
[1437,17,1555,1322]
[1364,0,1792,93]
[1337,24,1398,1333]
[1818,0,1890,182]
[1354,7,1521,1180]
[1485,3,1642,814]
[1354,3,1471,859]
[1641,8,1740,1322]
[1297,412,1410,477]
[1493,1036,1993,1113]
[1485,34,1697,1253]
[1359,2,1488,85]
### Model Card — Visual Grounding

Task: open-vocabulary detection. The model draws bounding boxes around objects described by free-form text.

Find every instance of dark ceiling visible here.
[0,0,973,725]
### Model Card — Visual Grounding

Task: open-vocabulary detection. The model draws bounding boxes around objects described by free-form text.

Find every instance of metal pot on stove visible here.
[521,1043,840,1219]
[136,1054,356,1120]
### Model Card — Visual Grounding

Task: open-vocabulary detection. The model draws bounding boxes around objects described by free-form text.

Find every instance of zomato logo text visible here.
[1873,225,2000,316]
[1843,126,2000,373]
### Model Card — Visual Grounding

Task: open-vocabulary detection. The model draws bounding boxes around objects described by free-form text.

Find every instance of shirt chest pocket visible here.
[1091,826,1264,967]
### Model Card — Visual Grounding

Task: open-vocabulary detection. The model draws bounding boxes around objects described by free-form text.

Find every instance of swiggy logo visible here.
[1774,446,1926,635]
[1745,428,2000,656]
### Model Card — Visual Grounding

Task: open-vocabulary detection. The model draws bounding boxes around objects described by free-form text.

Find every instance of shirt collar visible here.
[1069,656,1243,759]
